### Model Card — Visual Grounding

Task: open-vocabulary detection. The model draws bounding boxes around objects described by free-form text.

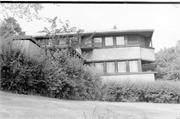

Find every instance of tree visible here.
[39,16,84,49]
[0,3,44,22]
[155,40,180,81]
[0,17,25,38]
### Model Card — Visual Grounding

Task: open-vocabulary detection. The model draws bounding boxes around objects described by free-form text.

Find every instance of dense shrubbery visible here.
[155,41,180,81]
[0,38,102,100]
[43,49,102,100]
[1,38,180,103]
[1,38,48,95]
[101,81,180,103]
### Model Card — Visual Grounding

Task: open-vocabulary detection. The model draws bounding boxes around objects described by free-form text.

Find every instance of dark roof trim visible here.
[12,35,41,47]
[32,29,154,39]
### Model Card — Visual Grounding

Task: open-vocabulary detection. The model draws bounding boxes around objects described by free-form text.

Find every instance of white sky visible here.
[18,4,180,52]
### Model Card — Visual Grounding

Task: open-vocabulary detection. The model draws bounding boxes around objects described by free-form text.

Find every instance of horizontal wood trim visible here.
[86,59,142,63]
[103,72,156,76]
[81,44,155,50]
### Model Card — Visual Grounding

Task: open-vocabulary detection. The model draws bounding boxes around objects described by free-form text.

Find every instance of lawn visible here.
[0,91,179,119]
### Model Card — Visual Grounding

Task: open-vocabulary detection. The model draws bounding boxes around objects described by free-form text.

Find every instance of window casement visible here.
[94,62,104,74]
[40,39,48,46]
[117,61,126,72]
[116,36,125,45]
[106,62,115,74]
[94,37,102,47]
[105,37,113,46]
[129,60,138,72]
[59,38,66,45]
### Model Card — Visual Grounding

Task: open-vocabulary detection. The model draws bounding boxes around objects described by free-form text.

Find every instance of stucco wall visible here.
[28,40,43,57]
[13,40,43,57]
[102,73,155,83]
[84,47,141,61]
[13,40,30,54]
[141,47,155,61]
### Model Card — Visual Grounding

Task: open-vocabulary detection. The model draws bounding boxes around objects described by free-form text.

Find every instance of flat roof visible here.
[31,29,154,38]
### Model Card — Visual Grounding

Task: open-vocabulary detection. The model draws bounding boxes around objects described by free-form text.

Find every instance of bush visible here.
[43,49,102,100]
[0,39,102,100]
[1,38,48,95]
[101,80,180,103]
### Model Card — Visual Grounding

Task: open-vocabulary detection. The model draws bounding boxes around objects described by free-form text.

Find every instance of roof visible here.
[31,29,154,38]
[12,35,41,47]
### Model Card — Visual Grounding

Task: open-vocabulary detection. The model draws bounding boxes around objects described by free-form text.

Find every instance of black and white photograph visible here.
[0,1,180,119]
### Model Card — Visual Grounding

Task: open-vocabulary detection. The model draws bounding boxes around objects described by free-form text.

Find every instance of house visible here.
[78,29,155,82]
[10,29,156,82]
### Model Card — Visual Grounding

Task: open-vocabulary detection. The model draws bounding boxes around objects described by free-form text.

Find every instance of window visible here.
[105,37,113,46]
[129,61,138,72]
[40,39,48,46]
[116,36,125,45]
[106,62,115,73]
[118,61,126,72]
[95,63,104,73]
[82,38,92,47]
[47,39,53,46]
[59,38,66,45]
[94,38,102,47]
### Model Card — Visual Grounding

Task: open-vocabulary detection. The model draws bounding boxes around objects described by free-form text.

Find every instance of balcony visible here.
[83,45,155,62]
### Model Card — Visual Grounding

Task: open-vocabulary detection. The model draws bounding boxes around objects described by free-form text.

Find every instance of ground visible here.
[0,91,179,119]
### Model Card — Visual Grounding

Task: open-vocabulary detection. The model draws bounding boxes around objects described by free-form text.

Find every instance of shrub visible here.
[1,38,102,100]
[43,49,102,100]
[101,80,180,103]
[1,38,48,95]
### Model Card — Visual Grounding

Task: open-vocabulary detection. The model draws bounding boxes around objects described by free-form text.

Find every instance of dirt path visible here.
[0,91,179,119]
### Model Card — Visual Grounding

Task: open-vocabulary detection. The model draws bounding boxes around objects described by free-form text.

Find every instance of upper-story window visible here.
[59,38,66,45]
[48,39,53,46]
[106,62,115,73]
[116,36,125,45]
[129,60,138,72]
[94,38,102,47]
[105,37,113,46]
[82,37,92,47]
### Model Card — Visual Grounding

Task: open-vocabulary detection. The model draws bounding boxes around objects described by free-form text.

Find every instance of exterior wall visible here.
[141,47,155,61]
[13,40,43,57]
[27,40,43,57]
[84,47,141,62]
[83,46,155,62]
[13,40,30,53]
[102,73,155,83]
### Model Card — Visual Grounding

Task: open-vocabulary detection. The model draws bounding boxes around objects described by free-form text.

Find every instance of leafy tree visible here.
[39,16,84,49]
[0,3,44,21]
[0,17,25,38]
[155,40,180,81]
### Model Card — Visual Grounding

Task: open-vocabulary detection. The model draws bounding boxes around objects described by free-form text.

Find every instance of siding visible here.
[84,47,141,61]
[141,47,155,61]
[102,73,155,83]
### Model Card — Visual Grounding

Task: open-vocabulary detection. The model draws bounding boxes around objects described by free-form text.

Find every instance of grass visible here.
[0,91,180,119]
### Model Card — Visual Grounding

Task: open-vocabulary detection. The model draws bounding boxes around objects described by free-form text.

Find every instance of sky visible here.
[18,3,180,52]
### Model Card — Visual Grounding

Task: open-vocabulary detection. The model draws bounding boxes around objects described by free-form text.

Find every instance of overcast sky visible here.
[19,4,180,52]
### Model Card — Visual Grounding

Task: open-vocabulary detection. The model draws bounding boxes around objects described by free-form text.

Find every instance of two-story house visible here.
[11,29,156,82]
[78,29,155,82]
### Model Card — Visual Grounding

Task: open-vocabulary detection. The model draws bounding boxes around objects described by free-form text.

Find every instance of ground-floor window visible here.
[93,60,139,74]
[106,62,115,73]
[118,61,126,72]
[129,60,138,72]
[94,62,104,73]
